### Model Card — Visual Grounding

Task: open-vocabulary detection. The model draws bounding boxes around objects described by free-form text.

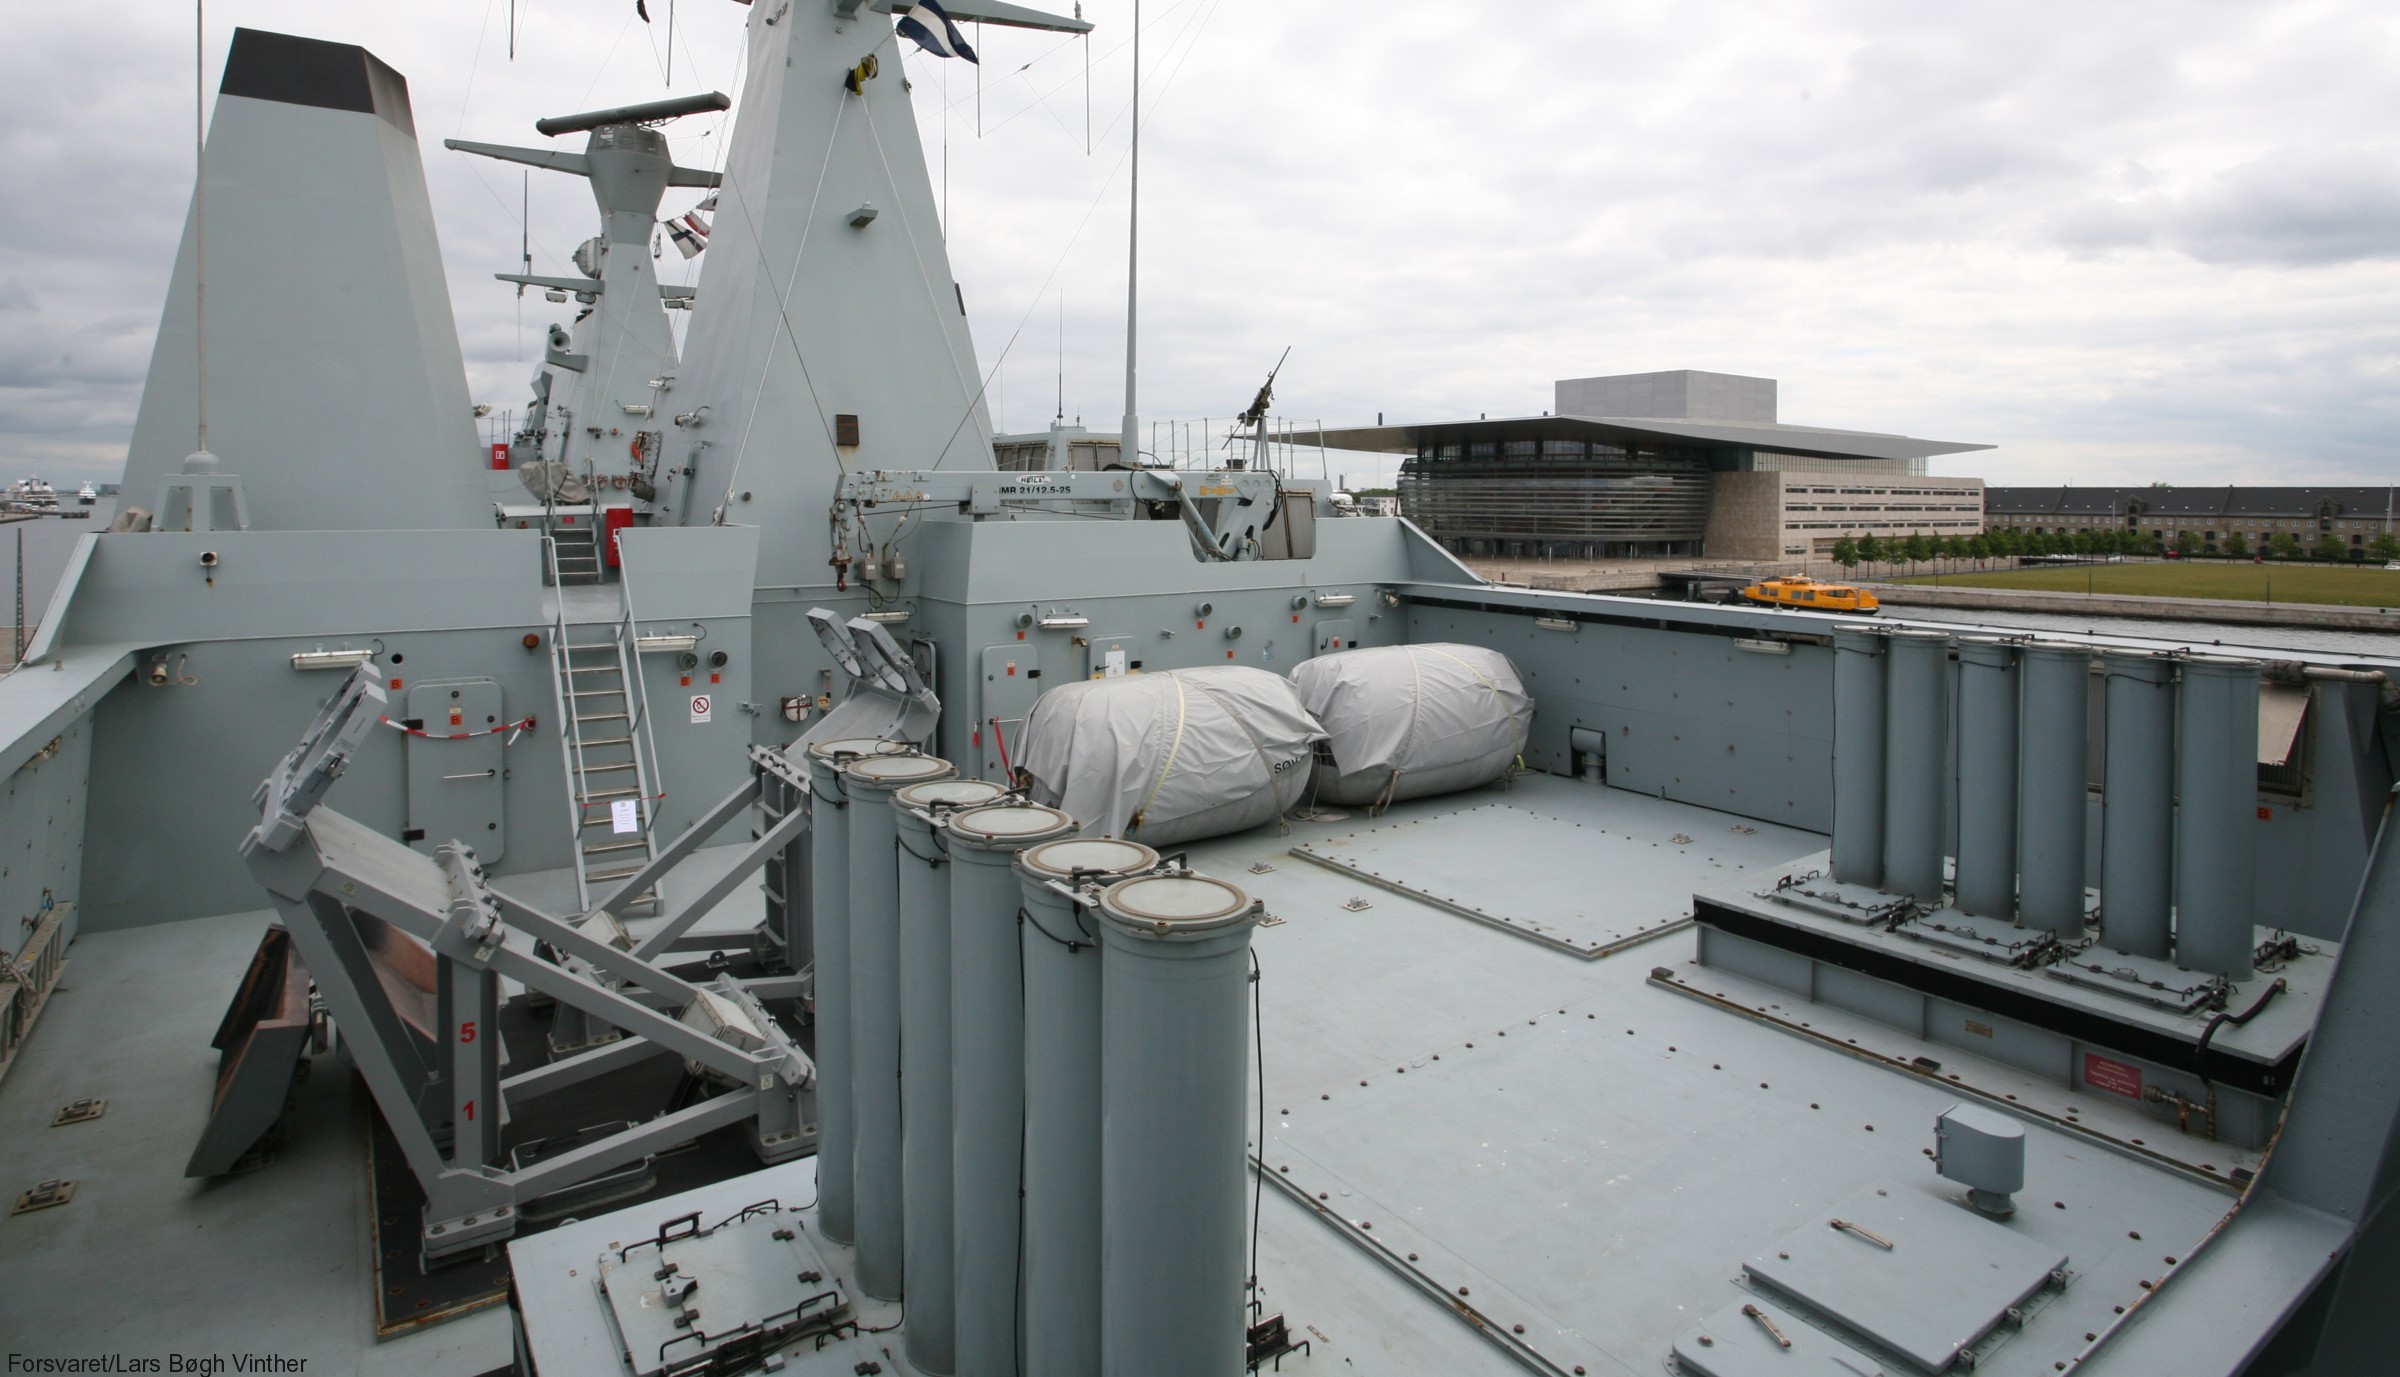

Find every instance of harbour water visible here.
[3,499,109,646]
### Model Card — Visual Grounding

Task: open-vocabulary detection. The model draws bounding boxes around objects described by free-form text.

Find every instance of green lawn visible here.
[1885,561,2400,608]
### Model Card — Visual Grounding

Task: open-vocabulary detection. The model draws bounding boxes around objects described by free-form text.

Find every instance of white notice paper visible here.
[610,799,639,835]
[1104,647,1127,678]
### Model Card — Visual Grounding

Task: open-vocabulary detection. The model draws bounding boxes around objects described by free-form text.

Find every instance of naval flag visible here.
[666,211,710,259]
[897,0,979,64]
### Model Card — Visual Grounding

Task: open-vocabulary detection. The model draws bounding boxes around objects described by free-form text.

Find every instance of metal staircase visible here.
[547,520,603,586]
[543,536,665,915]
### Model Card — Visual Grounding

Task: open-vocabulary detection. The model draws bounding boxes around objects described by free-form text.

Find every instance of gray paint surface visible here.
[123,44,491,534]
[2176,658,2262,979]
[1096,876,1260,1377]
[1016,859,1108,1377]
[945,802,1074,1377]
[1954,638,2019,919]
[1882,628,1950,904]
[2017,644,2090,936]
[2099,652,2176,957]
[807,744,859,1243]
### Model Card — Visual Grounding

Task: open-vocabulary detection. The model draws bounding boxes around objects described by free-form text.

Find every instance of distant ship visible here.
[75,481,96,505]
[1739,572,1880,614]
[2,476,59,513]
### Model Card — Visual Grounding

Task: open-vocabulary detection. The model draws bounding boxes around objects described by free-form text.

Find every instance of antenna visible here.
[1056,296,1064,422]
[193,0,207,457]
[533,91,729,137]
[1118,0,1140,476]
[517,171,531,300]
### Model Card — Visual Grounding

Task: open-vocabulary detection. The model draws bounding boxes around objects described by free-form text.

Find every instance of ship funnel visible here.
[122,29,491,533]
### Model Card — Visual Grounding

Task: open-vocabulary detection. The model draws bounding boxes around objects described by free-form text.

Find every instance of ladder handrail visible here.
[600,549,668,914]
[541,534,596,912]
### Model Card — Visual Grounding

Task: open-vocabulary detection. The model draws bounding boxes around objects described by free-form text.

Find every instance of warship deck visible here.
[0,773,2248,1375]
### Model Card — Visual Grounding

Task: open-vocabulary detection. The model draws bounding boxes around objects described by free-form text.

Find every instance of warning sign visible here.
[2083,1052,2144,1099]
[689,694,712,724]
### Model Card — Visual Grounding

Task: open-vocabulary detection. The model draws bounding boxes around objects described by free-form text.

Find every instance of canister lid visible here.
[843,754,956,791]
[1019,838,1157,881]
[946,801,1077,849]
[895,778,1009,811]
[1097,873,1258,938]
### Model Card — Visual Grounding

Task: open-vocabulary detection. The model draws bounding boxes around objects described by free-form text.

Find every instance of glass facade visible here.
[1399,437,1715,558]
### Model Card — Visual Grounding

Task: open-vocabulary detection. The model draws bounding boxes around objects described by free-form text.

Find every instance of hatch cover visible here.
[1742,1182,2067,1373]
[596,1207,848,1377]
[1290,802,1749,957]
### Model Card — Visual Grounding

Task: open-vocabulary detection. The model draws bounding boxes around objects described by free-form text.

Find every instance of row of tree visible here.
[1828,526,2400,573]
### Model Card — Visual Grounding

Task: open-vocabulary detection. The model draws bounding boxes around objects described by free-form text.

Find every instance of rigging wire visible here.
[910,0,1224,489]
[193,0,207,456]
[858,94,991,464]
[713,62,867,520]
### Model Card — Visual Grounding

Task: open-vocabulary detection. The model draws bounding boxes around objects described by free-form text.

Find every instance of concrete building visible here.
[1291,371,1990,561]
[1987,486,2400,556]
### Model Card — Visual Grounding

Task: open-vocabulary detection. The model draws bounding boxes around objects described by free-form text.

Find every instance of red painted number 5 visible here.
[460,1020,477,1043]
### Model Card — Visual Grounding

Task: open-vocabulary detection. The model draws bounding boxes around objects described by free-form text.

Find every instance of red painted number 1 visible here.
[460,1020,477,1043]
[463,1100,476,1120]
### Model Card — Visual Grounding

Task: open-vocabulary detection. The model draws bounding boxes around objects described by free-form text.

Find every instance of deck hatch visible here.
[1741,1182,2066,1372]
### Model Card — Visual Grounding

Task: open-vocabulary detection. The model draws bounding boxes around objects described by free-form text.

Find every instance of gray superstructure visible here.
[0,9,2396,1377]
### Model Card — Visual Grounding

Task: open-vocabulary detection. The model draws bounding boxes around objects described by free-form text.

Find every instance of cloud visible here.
[2054,150,2400,267]
[0,0,2394,488]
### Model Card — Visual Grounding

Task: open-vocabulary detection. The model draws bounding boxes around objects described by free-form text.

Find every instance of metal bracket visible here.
[11,1178,75,1214]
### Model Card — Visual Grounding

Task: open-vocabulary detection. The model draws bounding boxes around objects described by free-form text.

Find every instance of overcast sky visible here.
[3,0,2395,492]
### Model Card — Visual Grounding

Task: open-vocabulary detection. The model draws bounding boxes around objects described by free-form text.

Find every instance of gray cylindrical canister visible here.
[2016,643,2091,937]
[1016,838,1159,1377]
[803,735,904,1244]
[1096,872,1264,1377]
[841,752,959,1301]
[1831,625,1888,888]
[1881,628,1951,905]
[891,776,1009,1375]
[1952,638,2019,920]
[2175,656,2262,979]
[945,801,1078,1377]
[2100,652,2177,958]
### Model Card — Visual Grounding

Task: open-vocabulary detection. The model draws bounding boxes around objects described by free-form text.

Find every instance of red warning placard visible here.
[2083,1052,2144,1099]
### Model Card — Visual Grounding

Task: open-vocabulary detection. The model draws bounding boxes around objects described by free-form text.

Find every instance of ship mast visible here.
[1117,0,1140,466]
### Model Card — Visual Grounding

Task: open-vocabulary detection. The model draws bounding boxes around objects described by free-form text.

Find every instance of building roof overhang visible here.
[1285,414,1993,465]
